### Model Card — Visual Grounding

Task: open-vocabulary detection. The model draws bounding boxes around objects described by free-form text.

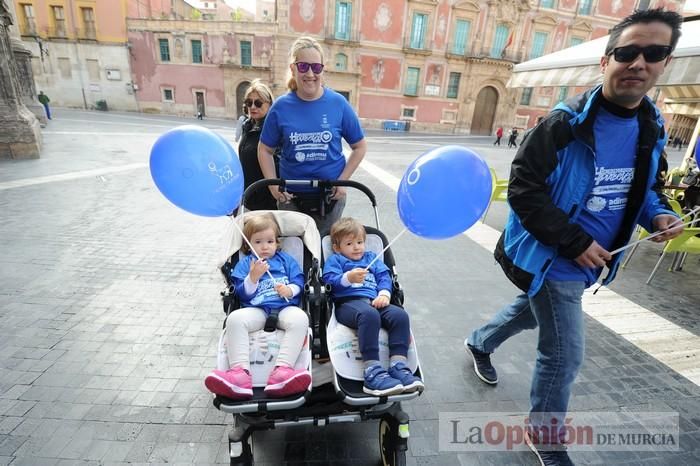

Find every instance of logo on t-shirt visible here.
[586,166,634,213]
[295,152,306,162]
[586,196,606,212]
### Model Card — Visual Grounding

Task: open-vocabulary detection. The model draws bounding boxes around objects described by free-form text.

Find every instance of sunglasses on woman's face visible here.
[609,44,672,63]
[294,62,324,74]
[244,99,265,108]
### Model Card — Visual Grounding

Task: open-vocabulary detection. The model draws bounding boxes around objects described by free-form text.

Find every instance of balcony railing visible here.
[76,27,97,40]
[47,26,67,38]
[402,38,431,55]
[445,43,523,63]
[19,21,38,36]
[324,31,360,46]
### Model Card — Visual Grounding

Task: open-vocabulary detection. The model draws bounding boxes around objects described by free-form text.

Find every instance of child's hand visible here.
[347,268,367,284]
[275,283,292,298]
[372,295,390,309]
[249,258,269,283]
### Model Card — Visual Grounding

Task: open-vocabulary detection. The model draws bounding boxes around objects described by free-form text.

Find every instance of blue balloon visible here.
[397,145,492,239]
[149,125,243,217]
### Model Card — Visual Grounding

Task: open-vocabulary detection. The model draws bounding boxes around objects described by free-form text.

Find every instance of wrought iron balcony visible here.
[76,27,97,40]
[19,21,38,37]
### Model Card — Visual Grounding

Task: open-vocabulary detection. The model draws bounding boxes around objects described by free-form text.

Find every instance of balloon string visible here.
[610,205,700,255]
[231,219,290,302]
[365,227,408,270]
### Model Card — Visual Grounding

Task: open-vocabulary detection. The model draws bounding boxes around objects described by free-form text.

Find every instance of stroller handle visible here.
[241,179,378,209]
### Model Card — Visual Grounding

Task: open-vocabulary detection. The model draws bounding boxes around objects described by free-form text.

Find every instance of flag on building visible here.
[501,30,514,58]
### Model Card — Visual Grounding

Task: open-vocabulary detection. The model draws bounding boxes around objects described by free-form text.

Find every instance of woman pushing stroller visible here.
[205,214,311,400]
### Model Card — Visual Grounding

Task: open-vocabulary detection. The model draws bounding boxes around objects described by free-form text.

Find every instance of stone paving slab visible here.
[0,109,698,465]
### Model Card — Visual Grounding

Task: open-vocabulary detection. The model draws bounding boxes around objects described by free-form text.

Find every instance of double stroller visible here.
[212,179,423,466]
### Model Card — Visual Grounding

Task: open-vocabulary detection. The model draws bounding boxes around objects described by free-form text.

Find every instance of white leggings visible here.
[225,306,309,371]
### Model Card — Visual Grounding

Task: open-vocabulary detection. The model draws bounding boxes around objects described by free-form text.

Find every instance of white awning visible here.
[509,20,700,90]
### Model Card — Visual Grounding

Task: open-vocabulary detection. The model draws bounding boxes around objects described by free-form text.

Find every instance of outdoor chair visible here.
[481,167,508,222]
[621,199,682,269]
[646,226,700,284]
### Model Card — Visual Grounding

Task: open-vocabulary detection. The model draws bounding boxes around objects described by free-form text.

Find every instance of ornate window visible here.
[410,13,428,49]
[334,53,348,71]
[335,1,352,40]
[447,72,460,98]
[159,39,170,62]
[404,67,420,96]
[192,40,202,64]
[452,19,471,55]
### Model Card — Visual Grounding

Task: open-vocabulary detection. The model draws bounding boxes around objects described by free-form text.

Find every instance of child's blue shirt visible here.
[231,251,304,313]
[323,251,392,300]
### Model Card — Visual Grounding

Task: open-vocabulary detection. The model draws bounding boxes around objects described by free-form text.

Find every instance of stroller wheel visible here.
[229,432,253,465]
[379,414,407,466]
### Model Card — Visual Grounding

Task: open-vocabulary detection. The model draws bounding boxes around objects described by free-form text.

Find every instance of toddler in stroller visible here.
[323,217,424,396]
[209,180,423,466]
[204,213,313,400]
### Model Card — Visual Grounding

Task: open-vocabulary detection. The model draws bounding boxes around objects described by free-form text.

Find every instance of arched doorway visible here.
[470,86,499,135]
[235,81,250,118]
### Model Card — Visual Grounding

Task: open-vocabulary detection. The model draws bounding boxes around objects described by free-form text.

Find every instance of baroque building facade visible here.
[126,0,686,134]
[12,0,138,111]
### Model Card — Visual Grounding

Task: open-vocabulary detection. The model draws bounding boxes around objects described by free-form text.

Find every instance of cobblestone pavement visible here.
[1,109,699,465]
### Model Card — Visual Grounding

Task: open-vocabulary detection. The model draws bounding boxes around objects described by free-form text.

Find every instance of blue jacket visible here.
[322,251,392,301]
[495,85,675,296]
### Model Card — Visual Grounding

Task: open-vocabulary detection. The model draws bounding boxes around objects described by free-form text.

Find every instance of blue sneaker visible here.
[388,361,424,393]
[363,364,404,396]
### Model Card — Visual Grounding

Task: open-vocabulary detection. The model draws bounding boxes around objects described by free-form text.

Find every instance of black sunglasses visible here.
[609,45,672,63]
[294,62,324,74]
[244,98,265,108]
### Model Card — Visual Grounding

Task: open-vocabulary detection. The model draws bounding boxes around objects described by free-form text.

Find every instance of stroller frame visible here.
[216,179,420,466]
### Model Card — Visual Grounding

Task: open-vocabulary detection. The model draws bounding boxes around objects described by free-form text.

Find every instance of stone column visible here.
[6,0,46,124]
[0,0,41,159]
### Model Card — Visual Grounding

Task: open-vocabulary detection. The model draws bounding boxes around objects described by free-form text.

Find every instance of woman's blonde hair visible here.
[241,214,281,254]
[244,78,274,104]
[287,36,325,92]
[330,217,366,247]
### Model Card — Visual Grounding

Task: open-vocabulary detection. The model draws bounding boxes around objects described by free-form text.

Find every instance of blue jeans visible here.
[335,298,410,362]
[469,280,586,442]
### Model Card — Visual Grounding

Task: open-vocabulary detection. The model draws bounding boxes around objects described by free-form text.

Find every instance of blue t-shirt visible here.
[322,251,392,300]
[547,107,638,286]
[260,87,365,192]
[231,251,304,313]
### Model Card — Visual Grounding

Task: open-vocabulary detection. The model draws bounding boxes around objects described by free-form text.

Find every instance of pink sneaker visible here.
[264,366,311,398]
[204,367,253,400]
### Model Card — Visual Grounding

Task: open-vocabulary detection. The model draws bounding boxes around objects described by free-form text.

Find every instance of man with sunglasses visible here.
[464,9,684,465]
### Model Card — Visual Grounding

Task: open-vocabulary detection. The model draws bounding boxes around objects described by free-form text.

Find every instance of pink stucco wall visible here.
[128,31,225,106]
[359,55,401,90]
[289,0,325,35]
[360,0,404,45]
[359,94,454,123]
[96,1,127,40]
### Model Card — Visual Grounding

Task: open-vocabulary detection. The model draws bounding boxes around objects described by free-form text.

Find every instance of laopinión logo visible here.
[439,411,679,452]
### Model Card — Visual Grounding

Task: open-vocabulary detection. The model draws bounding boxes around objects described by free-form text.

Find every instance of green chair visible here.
[481,167,508,222]
[621,199,682,269]
[646,226,700,284]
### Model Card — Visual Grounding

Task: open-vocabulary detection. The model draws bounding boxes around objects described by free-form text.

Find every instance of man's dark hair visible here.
[604,8,683,56]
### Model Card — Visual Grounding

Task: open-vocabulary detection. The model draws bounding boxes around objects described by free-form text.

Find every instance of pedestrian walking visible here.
[507,127,518,148]
[464,8,684,466]
[38,91,51,120]
[493,127,503,146]
[258,36,367,235]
